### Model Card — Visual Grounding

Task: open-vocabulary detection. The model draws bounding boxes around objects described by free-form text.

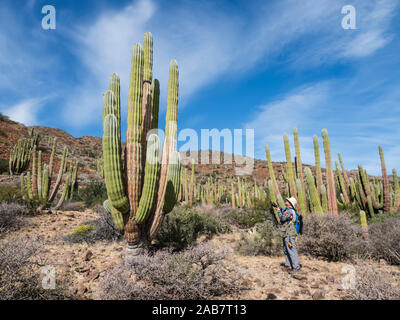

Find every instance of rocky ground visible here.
[1,209,399,300]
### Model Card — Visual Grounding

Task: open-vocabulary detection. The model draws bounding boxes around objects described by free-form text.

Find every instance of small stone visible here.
[64,212,75,218]
[82,250,93,261]
[326,274,335,283]
[266,293,277,300]
[312,289,325,300]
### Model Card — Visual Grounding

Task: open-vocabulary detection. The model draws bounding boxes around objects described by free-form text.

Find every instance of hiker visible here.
[274,197,301,272]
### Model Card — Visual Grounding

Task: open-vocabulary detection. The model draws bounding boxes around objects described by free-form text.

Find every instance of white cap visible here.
[286,197,297,208]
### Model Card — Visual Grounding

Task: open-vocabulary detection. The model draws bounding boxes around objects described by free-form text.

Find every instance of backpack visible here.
[294,211,303,235]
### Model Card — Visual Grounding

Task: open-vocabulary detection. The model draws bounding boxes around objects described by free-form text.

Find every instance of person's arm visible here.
[278,208,294,223]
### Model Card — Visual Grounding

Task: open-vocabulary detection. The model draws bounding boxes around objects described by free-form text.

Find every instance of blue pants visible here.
[283,236,300,270]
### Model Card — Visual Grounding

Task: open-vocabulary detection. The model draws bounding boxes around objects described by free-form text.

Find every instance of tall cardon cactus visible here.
[102,32,181,260]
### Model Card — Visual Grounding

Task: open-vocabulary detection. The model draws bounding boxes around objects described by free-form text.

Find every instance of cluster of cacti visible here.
[101,32,181,252]
[265,128,399,223]
[9,129,41,175]
[28,128,40,148]
[20,137,78,209]
[9,139,32,175]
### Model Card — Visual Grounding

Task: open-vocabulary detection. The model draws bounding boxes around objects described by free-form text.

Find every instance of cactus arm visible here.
[48,147,68,203]
[322,129,338,215]
[126,43,144,218]
[135,134,160,224]
[379,146,391,214]
[148,60,179,240]
[283,133,297,198]
[102,93,130,214]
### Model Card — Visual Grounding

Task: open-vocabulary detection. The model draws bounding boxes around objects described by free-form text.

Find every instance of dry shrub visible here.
[100,243,243,300]
[367,217,400,265]
[346,264,400,300]
[237,219,281,256]
[0,203,30,235]
[63,205,122,243]
[298,213,365,262]
[0,237,72,300]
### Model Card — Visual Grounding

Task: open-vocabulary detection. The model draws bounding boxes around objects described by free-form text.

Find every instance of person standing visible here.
[274,197,301,272]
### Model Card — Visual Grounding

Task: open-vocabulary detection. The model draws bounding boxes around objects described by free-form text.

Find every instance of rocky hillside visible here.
[0,114,374,188]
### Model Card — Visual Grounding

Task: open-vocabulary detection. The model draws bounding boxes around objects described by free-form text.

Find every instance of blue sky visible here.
[1,0,399,174]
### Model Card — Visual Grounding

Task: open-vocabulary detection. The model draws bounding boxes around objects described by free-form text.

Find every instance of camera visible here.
[271,203,278,208]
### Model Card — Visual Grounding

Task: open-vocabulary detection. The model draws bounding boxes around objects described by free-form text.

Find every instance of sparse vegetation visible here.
[78,180,107,208]
[100,243,242,300]
[298,213,366,262]
[156,207,231,251]
[0,237,73,300]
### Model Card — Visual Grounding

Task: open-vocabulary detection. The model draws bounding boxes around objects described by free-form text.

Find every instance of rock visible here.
[200,256,208,266]
[82,250,93,261]
[241,279,252,288]
[266,293,277,300]
[379,259,388,265]
[88,271,100,282]
[77,283,87,296]
[64,212,75,218]
[312,289,325,300]
[326,274,335,283]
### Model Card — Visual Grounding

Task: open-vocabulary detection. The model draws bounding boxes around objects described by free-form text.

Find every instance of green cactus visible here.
[335,160,350,204]
[379,146,390,214]
[392,169,400,214]
[102,33,180,254]
[313,135,323,197]
[321,184,328,213]
[322,129,338,215]
[359,210,369,240]
[283,133,297,198]
[305,167,323,214]
[9,138,32,175]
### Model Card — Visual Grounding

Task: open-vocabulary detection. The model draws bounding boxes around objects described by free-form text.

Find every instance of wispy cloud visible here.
[65,0,398,127]
[3,98,46,126]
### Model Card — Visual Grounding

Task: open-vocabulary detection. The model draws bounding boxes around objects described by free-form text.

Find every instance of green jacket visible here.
[277,207,297,238]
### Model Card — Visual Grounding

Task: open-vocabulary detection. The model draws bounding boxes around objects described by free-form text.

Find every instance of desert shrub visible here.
[367,217,400,265]
[223,199,271,229]
[0,203,30,235]
[0,185,21,203]
[78,180,107,208]
[346,264,400,300]
[237,219,281,256]
[100,243,242,300]
[64,205,122,243]
[298,213,365,262]
[0,237,73,300]
[155,207,231,251]
[0,129,7,138]
[0,159,8,174]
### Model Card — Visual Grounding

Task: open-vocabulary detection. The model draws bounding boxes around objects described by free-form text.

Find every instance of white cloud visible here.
[3,98,45,125]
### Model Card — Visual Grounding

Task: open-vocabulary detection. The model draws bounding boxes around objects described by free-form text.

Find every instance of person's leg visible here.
[283,237,293,268]
[287,236,300,270]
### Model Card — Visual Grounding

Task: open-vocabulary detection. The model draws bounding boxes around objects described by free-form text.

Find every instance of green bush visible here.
[224,200,271,229]
[237,219,281,256]
[78,180,107,208]
[0,185,21,203]
[156,207,231,251]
